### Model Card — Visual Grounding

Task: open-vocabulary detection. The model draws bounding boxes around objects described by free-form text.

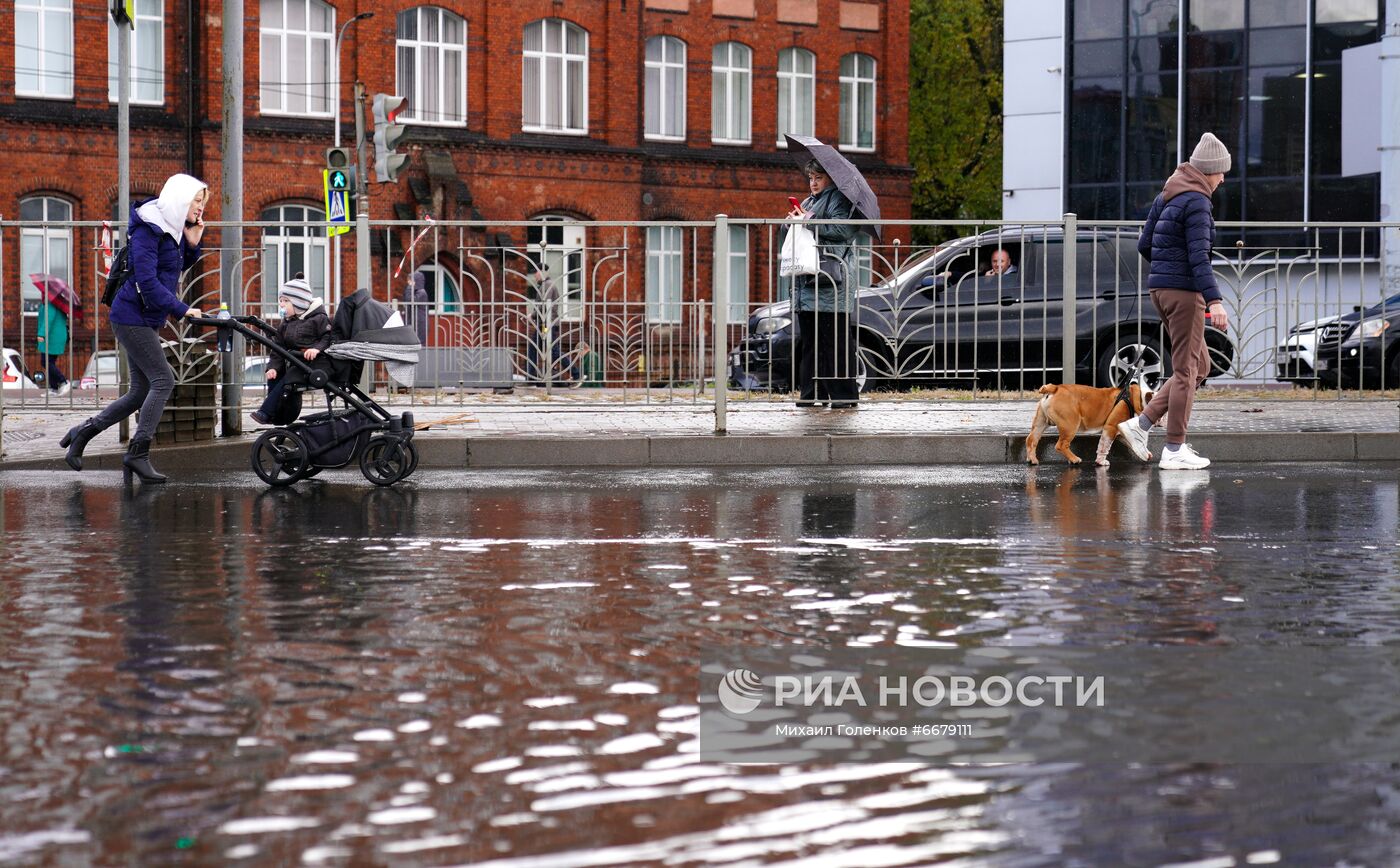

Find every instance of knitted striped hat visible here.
[279,277,314,311]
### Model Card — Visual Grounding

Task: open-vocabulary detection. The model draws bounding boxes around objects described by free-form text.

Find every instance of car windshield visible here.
[1366,292,1400,313]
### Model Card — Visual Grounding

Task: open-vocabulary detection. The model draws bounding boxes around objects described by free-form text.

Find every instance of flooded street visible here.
[4,464,1400,866]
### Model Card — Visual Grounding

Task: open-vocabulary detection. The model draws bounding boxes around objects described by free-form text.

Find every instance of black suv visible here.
[729,227,1234,392]
[1312,300,1400,389]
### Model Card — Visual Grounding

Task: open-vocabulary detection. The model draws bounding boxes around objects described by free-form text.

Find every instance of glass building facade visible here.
[1067,0,1384,251]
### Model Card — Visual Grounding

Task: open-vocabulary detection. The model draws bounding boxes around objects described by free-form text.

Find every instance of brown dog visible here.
[1026,383,1151,466]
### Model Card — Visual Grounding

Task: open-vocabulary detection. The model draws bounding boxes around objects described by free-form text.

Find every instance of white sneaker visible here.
[1118,418,1152,461]
[54,382,71,397]
[1159,443,1210,470]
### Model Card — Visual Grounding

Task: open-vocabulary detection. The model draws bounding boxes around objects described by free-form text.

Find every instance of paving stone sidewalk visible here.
[4,390,1397,466]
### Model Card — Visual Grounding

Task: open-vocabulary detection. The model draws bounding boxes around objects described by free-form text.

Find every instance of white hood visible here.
[137,173,208,241]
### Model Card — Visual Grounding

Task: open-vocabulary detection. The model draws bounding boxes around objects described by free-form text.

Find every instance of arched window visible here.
[711,42,751,145]
[396,7,466,126]
[777,47,815,144]
[259,0,334,116]
[19,196,72,315]
[645,35,686,141]
[528,215,585,321]
[108,0,163,104]
[840,53,876,151]
[16,0,72,98]
[414,263,461,315]
[260,204,328,317]
[522,19,587,134]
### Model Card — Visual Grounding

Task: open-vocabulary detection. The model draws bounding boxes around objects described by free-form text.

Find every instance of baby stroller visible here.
[194,292,422,487]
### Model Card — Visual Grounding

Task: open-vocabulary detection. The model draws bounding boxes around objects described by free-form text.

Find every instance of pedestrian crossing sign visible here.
[323,169,350,237]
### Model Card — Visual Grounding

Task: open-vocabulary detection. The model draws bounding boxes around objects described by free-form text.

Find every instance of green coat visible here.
[786,186,858,314]
[36,303,69,356]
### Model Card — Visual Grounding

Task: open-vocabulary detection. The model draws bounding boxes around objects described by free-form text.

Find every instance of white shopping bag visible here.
[779,221,820,278]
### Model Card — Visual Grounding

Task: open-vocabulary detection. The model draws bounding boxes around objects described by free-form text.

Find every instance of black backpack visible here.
[101,245,134,308]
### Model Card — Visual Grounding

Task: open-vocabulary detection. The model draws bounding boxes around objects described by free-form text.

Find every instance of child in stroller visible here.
[193,285,422,487]
[251,277,332,425]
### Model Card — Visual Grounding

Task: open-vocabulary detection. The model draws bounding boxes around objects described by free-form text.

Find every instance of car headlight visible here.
[753,316,792,336]
[1355,318,1391,340]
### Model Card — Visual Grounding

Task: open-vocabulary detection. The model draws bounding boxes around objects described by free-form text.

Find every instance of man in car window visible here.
[984,249,1017,277]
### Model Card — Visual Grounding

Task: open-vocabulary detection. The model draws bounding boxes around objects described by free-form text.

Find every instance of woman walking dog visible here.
[1119,133,1231,470]
[60,173,208,482]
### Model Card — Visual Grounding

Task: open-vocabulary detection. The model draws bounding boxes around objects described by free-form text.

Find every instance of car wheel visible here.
[855,334,897,393]
[1097,334,1166,391]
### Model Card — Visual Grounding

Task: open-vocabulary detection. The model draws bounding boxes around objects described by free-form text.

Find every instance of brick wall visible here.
[1,0,911,375]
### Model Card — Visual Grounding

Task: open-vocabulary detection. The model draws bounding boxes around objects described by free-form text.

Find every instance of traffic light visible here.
[372,94,409,183]
[325,147,356,191]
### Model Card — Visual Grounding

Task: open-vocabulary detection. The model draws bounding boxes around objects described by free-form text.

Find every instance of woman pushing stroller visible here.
[61,172,208,483]
[250,277,333,426]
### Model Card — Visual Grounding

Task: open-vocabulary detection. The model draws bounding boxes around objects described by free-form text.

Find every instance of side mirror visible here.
[918,274,945,295]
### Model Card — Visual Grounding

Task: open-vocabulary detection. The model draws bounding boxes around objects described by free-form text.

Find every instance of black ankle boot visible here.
[59,419,101,471]
[122,438,167,484]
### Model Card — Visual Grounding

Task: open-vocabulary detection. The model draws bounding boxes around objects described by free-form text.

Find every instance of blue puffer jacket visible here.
[110,200,200,328]
[1136,164,1222,304]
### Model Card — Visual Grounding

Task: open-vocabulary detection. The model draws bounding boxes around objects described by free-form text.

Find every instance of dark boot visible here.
[59,419,102,471]
[122,438,167,484]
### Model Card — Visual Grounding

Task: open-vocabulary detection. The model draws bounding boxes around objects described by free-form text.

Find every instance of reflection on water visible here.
[3,465,1400,865]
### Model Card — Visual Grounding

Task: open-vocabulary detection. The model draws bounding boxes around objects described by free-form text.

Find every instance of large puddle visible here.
[3,464,1400,865]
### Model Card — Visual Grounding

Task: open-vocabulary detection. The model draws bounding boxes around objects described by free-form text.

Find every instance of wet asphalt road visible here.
[3,463,1400,866]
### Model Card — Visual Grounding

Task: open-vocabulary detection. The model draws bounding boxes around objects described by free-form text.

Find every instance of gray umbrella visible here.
[784,134,882,240]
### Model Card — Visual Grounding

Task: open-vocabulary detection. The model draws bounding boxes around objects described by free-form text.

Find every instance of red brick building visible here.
[2,0,910,380]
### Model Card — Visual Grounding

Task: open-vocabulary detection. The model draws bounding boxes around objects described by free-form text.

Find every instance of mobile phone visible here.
[788,196,803,209]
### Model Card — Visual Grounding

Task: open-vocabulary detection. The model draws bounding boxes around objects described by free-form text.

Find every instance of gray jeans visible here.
[92,323,175,442]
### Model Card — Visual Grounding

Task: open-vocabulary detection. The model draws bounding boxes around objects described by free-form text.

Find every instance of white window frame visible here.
[259,0,335,118]
[711,41,751,145]
[839,53,876,152]
[852,231,874,288]
[727,225,749,321]
[528,216,586,322]
[777,47,816,146]
[644,35,687,141]
[522,19,589,136]
[19,196,72,316]
[16,0,73,99]
[646,225,684,324]
[108,0,164,105]
[260,205,329,319]
[414,262,462,315]
[396,6,467,126]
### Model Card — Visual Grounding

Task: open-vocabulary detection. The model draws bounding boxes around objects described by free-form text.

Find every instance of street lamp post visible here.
[333,12,374,304]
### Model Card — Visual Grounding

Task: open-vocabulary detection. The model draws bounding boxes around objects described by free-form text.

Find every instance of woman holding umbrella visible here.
[787,160,859,408]
[783,135,881,409]
[34,280,72,395]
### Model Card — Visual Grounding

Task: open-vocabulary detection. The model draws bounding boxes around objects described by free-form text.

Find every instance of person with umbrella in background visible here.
[783,135,881,410]
[32,274,78,396]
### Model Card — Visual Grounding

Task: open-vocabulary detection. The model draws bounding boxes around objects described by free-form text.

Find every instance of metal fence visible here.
[3,216,1398,434]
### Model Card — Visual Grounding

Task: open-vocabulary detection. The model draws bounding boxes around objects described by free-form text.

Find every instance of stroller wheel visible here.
[399,441,419,481]
[360,437,412,486]
[252,428,311,487]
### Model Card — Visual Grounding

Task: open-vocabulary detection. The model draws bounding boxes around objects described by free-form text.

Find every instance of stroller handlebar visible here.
[184,315,320,376]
